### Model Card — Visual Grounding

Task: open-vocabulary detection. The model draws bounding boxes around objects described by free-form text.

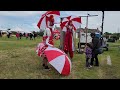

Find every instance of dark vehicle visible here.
[107,38,115,42]
[101,37,109,51]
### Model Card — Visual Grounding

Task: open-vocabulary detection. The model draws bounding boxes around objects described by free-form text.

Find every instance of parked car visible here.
[107,38,115,42]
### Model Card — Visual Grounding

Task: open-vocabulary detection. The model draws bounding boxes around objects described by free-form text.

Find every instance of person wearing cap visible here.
[90,33,101,66]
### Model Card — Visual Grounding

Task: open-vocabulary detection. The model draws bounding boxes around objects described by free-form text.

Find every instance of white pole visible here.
[86,15,88,44]
[79,24,81,52]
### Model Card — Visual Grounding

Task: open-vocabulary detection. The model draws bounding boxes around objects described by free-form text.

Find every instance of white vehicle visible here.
[101,37,109,51]
[77,32,109,53]
[80,32,92,44]
[77,32,92,53]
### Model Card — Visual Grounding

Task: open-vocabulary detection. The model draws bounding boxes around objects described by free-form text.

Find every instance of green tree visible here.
[104,32,112,39]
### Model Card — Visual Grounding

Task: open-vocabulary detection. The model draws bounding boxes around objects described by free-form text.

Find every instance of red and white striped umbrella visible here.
[37,11,60,29]
[44,46,72,76]
[61,16,81,32]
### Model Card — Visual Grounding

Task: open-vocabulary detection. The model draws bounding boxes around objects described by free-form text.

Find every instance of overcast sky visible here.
[0,11,119,33]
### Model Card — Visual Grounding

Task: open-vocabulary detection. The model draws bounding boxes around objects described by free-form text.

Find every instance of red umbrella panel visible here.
[44,46,72,76]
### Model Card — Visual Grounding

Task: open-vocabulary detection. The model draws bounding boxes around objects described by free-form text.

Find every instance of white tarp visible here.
[10,27,24,32]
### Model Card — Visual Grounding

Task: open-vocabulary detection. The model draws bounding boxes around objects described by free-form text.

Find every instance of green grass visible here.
[0,36,120,79]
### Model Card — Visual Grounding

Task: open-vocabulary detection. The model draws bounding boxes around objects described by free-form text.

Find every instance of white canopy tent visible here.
[9,27,33,34]
[9,27,25,33]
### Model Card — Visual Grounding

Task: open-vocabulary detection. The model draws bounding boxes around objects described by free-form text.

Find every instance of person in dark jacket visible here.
[19,33,22,39]
[7,31,11,38]
[23,32,26,37]
[30,33,33,40]
[90,33,101,66]
[33,31,37,40]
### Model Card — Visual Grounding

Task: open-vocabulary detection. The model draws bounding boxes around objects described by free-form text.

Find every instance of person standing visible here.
[23,32,25,37]
[7,31,10,38]
[26,33,28,39]
[19,33,22,39]
[90,33,101,66]
[36,15,55,69]
[63,21,75,60]
[84,43,92,69]
[33,31,37,40]
[41,15,55,69]
[29,33,33,40]
[16,32,20,40]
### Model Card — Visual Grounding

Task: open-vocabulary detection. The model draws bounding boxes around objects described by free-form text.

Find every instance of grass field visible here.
[0,36,120,79]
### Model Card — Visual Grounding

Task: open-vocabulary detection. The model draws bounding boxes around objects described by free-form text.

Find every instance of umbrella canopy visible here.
[37,11,60,30]
[61,16,81,32]
[44,46,72,76]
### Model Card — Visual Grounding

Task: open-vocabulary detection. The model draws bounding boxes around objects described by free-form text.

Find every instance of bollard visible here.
[107,55,112,66]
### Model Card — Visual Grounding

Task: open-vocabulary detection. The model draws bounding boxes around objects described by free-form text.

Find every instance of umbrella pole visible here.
[60,30,64,50]
[62,31,65,50]
[60,18,63,50]
[60,29,62,49]
[74,30,76,52]
[86,15,88,44]
[79,25,81,53]
[60,18,65,50]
